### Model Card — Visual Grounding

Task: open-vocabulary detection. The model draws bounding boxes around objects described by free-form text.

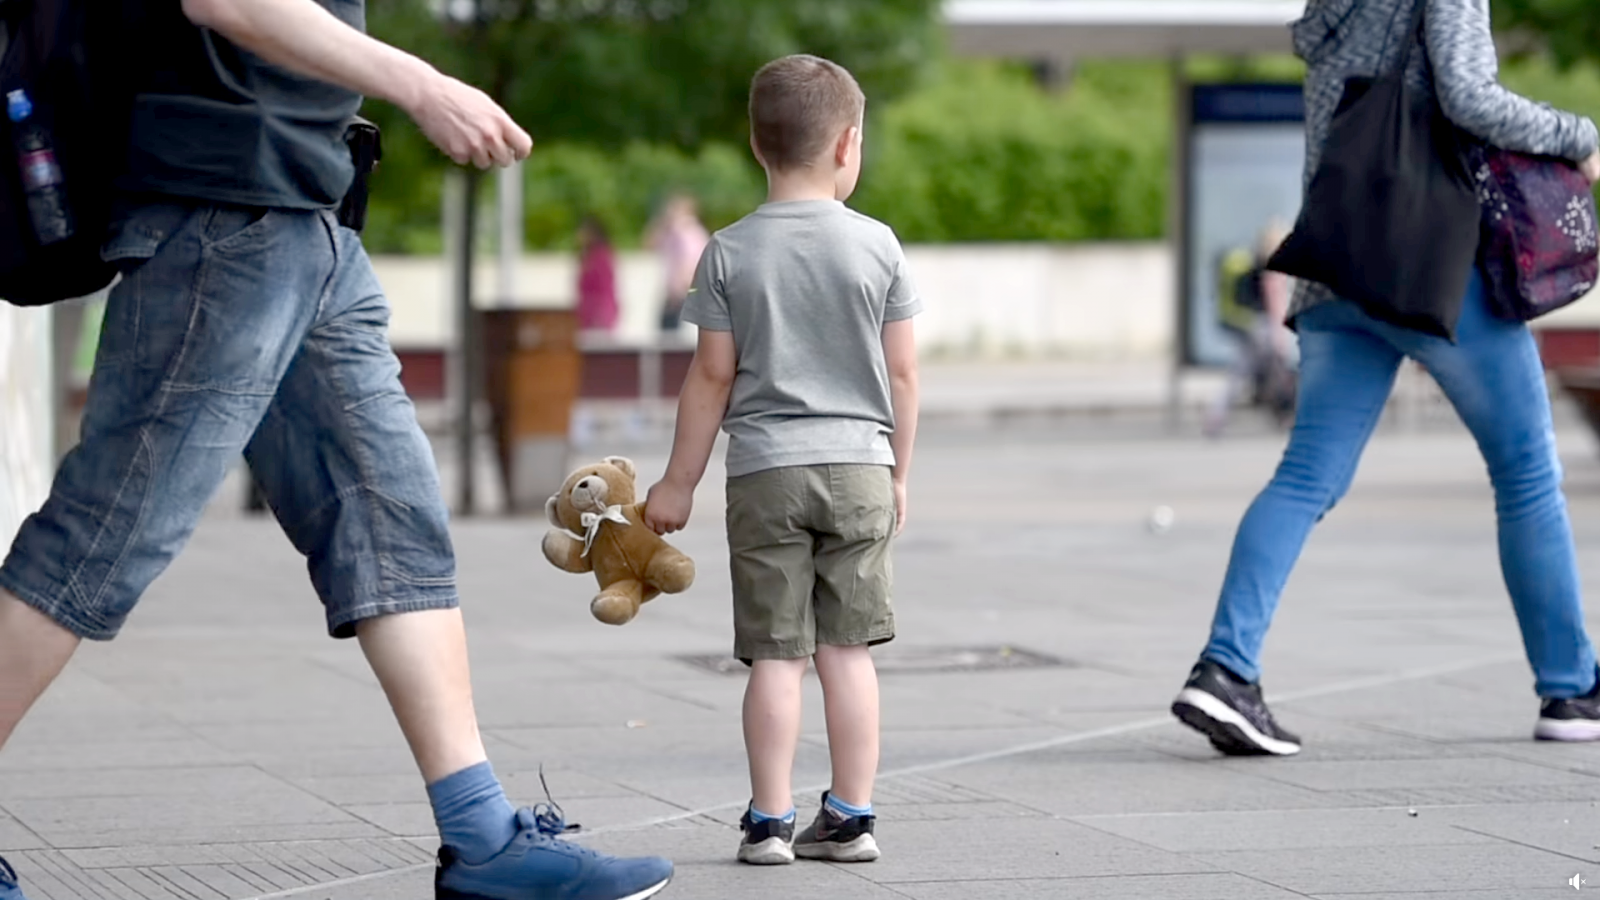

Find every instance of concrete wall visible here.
[0,305,52,547]
[372,242,1177,361]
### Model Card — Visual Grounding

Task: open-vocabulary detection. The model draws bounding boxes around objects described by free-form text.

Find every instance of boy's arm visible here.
[644,329,737,535]
[883,317,919,535]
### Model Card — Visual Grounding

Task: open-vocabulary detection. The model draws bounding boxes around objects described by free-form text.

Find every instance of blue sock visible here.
[428,762,519,865]
[826,793,872,819]
[749,806,796,824]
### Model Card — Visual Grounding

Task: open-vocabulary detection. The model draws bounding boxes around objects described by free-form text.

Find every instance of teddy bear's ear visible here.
[545,495,563,529]
[603,456,637,479]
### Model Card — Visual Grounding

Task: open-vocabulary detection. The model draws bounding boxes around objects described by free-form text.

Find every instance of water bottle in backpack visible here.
[7,88,74,245]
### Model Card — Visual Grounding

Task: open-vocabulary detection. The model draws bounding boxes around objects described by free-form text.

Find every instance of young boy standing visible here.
[643,54,921,866]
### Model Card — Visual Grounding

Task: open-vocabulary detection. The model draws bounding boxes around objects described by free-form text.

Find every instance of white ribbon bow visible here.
[579,505,630,557]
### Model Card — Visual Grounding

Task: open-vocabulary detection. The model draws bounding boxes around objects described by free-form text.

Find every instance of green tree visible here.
[1493,0,1600,68]
[359,0,942,251]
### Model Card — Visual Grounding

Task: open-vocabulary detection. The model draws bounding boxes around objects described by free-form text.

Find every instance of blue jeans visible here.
[1202,271,1597,698]
[0,201,458,639]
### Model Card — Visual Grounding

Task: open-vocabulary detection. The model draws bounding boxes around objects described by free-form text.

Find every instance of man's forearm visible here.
[889,373,919,483]
[182,0,436,110]
[662,371,730,489]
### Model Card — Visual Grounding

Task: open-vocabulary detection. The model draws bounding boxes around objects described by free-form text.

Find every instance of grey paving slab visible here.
[1425,801,1600,865]
[1075,806,1500,852]
[1194,842,1578,894]
[864,816,1211,882]
[7,421,1600,898]
[1247,756,1600,793]
[896,872,1308,900]
[941,756,1347,816]
[1312,883,1574,890]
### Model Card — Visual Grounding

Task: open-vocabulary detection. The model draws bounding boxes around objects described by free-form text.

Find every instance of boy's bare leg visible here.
[355,608,489,783]
[812,644,879,808]
[0,592,81,750]
[743,657,809,815]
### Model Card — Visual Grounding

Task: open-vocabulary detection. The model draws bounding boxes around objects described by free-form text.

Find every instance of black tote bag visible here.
[1267,0,1480,339]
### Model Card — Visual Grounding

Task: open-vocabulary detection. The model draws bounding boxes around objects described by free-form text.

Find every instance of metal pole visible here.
[1166,55,1192,435]
[497,162,521,305]
[450,170,480,515]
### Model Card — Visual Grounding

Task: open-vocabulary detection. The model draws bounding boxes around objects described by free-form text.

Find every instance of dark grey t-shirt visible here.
[684,200,923,478]
[119,0,364,209]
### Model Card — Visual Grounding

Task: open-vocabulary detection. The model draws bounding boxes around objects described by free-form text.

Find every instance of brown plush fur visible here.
[541,456,696,625]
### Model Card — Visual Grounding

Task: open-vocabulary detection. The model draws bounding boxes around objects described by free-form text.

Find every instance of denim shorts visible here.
[725,464,896,663]
[0,200,459,639]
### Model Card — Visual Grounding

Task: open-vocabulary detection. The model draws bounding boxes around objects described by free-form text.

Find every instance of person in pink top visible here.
[646,194,710,332]
[575,216,619,333]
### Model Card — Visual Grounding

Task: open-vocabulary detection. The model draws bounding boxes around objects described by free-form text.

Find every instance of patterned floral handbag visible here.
[1470,144,1600,321]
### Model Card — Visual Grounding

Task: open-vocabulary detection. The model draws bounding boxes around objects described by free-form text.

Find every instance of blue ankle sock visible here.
[749,806,795,824]
[825,793,872,819]
[428,762,519,865]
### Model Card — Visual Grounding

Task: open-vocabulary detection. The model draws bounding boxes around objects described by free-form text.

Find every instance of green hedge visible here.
[852,61,1170,242]
[356,53,1600,253]
[520,142,765,251]
[359,60,1176,252]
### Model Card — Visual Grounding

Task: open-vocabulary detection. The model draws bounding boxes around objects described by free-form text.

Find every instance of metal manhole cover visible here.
[676,644,1073,676]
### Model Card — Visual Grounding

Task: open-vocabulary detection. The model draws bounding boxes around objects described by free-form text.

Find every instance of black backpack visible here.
[0,0,140,306]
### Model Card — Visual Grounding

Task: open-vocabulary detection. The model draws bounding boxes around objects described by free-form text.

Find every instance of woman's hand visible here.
[1581,151,1600,186]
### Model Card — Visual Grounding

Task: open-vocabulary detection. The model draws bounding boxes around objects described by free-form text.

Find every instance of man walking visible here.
[0,1,673,898]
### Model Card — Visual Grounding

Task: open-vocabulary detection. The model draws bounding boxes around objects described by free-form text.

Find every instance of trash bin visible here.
[482,309,581,513]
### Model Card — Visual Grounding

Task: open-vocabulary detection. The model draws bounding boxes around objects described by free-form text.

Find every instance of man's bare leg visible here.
[0,592,81,750]
[354,608,488,782]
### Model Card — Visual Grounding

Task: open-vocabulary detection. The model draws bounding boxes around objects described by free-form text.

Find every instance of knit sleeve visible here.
[1427,0,1598,161]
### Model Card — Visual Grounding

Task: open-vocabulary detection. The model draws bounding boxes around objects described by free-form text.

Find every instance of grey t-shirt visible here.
[683,200,922,478]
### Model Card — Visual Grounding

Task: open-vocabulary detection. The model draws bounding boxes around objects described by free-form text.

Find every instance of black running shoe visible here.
[1536,674,1600,742]
[793,793,879,863]
[737,806,795,865]
[1172,660,1302,756]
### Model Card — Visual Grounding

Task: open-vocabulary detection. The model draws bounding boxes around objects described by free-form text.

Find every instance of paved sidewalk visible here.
[5,414,1600,899]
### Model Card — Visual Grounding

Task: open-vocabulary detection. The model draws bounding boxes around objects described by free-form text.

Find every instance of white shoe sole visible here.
[1535,717,1600,742]
[1174,687,1301,756]
[794,833,880,862]
[737,837,795,865]
[439,875,670,900]
[620,880,671,900]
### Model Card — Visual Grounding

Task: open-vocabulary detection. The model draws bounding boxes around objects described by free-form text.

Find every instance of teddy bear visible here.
[541,456,696,625]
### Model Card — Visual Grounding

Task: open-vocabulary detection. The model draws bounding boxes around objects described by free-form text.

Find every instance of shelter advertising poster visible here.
[1182,83,1306,368]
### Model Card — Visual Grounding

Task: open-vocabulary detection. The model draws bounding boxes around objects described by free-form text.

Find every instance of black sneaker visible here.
[1536,674,1600,742]
[793,793,879,863]
[1172,660,1302,756]
[737,806,795,865]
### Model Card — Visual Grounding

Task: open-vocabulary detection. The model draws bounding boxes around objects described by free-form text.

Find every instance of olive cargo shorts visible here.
[726,464,896,663]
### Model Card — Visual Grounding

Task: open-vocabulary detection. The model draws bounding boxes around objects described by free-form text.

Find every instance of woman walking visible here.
[1172,0,1600,755]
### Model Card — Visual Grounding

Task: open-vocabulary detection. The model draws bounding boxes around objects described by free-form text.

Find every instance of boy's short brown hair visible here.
[749,54,865,171]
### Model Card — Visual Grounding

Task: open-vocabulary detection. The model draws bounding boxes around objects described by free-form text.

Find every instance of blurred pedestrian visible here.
[575,216,619,333]
[1204,220,1296,437]
[1172,0,1600,758]
[645,193,709,332]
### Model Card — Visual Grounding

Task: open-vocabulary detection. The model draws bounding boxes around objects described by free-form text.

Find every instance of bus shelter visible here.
[944,0,1308,410]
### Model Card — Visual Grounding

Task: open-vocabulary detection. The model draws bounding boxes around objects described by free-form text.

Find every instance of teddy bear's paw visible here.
[591,593,639,626]
[650,554,696,594]
[542,530,579,569]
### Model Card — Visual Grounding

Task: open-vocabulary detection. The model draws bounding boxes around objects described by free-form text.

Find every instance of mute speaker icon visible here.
[1574,873,1587,890]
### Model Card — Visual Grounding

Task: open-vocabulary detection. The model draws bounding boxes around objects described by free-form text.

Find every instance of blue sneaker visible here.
[0,856,27,900]
[435,807,672,900]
